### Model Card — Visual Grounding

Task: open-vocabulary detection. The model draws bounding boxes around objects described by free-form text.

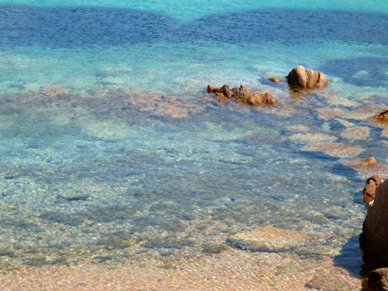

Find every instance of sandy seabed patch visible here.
[0,248,360,291]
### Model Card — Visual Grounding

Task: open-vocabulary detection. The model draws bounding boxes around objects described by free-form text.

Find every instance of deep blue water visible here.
[0,0,387,277]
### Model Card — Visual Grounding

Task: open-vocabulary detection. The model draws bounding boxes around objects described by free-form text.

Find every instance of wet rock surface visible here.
[207,84,277,105]
[362,175,386,204]
[267,77,284,83]
[368,268,388,291]
[360,180,388,276]
[375,108,388,122]
[286,65,328,90]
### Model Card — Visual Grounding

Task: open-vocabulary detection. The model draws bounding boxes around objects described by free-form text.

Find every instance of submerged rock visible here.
[340,157,388,179]
[41,85,70,97]
[286,65,328,90]
[382,129,388,138]
[304,142,364,158]
[316,108,344,121]
[344,105,375,120]
[127,94,200,118]
[207,84,277,105]
[226,226,329,256]
[362,175,386,204]
[288,133,336,144]
[305,274,358,291]
[360,180,388,274]
[340,126,370,141]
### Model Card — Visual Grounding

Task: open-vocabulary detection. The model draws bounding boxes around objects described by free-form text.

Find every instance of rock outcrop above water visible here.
[286,65,328,90]
[368,268,388,291]
[267,77,284,83]
[362,174,386,204]
[375,108,388,122]
[360,180,388,279]
[207,84,277,105]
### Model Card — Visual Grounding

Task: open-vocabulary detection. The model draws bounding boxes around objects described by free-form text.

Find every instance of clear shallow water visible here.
[0,0,387,277]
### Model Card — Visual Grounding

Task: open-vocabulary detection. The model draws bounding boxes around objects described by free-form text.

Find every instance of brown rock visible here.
[268,77,284,83]
[375,108,388,122]
[316,108,344,121]
[340,157,388,179]
[303,142,364,158]
[207,84,277,105]
[362,157,379,166]
[286,65,328,90]
[363,175,386,204]
[360,180,388,272]
[368,268,388,291]
[306,274,357,291]
[41,85,70,97]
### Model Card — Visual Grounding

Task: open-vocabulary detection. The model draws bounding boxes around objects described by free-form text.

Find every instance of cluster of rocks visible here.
[207,65,327,106]
[206,59,388,289]
[207,84,276,105]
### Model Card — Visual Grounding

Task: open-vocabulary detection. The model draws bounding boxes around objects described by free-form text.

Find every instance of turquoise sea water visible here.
[0,0,387,278]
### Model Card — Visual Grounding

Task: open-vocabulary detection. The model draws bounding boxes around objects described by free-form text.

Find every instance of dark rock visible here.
[207,84,277,105]
[363,175,386,204]
[286,65,328,90]
[375,108,388,122]
[368,268,388,291]
[360,180,388,274]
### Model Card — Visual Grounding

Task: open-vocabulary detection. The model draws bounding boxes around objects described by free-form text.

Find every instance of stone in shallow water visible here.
[334,118,355,128]
[286,65,328,90]
[362,175,386,204]
[375,108,388,122]
[289,133,336,144]
[207,84,277,105]
[127,94,201,119]
[343,105,375,120]
[316,108,344,121]
[382,128,388,138]
[340,157,388,179]
[267,77,284,83]
[340,126,370,140]
[286,125,310,133]
[41,85,70,98]
[304,142,364,158]
[226,226,328,255]
[305,274,358,291]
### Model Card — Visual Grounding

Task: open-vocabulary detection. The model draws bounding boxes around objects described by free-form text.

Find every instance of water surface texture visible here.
[0,0,387,278]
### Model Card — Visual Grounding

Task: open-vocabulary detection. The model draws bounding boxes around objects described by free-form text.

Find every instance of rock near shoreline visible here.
[360,179,388,288]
